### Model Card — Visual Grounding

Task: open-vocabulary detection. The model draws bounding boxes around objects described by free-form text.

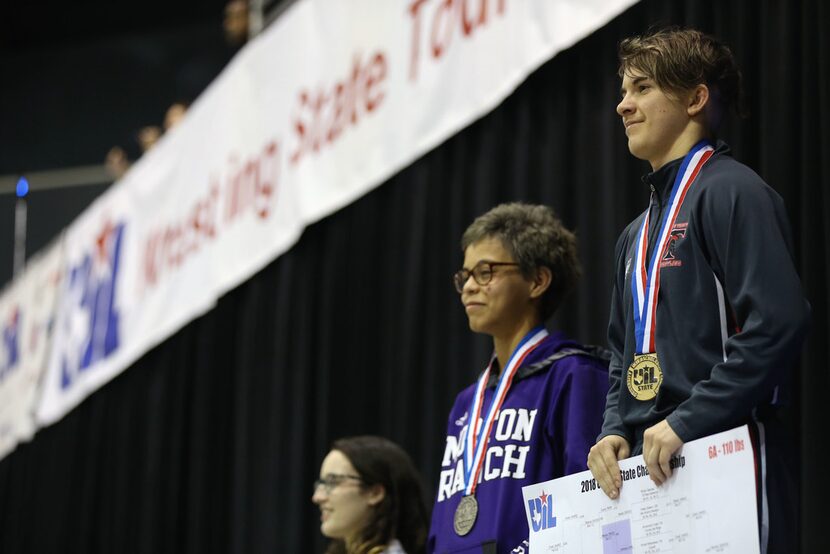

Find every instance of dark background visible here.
[0,0,235,286]
[0,0,827,552]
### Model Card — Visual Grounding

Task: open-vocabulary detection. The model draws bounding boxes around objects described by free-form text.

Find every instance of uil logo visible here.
[626,353,663,400]
[527,490,557,533]
[57,220,125,390]
[0,307,21,382]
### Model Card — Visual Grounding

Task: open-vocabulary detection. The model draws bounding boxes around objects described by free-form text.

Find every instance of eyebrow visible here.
[463,259,498,268]
[620,76,650,96]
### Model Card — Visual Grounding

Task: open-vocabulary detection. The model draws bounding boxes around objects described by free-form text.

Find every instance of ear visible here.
[365,484,386,507]
[686,84,710,117]
[529,266,553,300]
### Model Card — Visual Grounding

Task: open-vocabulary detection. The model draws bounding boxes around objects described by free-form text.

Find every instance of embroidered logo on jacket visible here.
[660,222,687,268]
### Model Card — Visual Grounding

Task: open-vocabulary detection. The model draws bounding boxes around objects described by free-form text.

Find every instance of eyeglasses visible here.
[453,262,521,293]
[313,473,364,495]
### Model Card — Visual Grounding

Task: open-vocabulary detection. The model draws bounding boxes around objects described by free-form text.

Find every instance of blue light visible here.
[16,176,29,198]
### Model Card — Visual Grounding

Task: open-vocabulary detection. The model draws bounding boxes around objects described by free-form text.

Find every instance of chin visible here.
[627,140,654,164]
[626,140,644,160]
[467,318,491,335]
[320,522,341,539]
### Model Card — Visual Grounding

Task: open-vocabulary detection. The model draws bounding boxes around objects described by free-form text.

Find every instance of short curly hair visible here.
[618,27,745,127]
[461,203,581,320]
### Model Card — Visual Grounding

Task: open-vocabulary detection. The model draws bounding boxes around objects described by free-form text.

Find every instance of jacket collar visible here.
[642,140,730,202]
[484,331,609,387]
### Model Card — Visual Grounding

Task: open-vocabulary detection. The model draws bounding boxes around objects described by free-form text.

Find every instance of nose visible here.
[461,273,479,295]
[311,485,326,504]
[617,92,634,117]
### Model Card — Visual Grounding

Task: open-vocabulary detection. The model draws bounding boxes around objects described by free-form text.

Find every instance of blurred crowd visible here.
[105,0,251,181]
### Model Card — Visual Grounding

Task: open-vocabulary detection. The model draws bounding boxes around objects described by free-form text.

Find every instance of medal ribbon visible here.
[462,326,548,496]
[632,141,714,354]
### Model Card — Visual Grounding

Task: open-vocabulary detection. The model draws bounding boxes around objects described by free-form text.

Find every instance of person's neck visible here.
[344,534,365,554]
[492,317,542,375]
[650,124,710,171]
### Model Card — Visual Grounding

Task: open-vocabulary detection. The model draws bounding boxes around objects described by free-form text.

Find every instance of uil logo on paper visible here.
[57,220,125,390]
[527,489,557,533]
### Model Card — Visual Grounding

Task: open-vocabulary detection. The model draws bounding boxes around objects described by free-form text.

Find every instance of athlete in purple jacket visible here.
[428,203,609,554]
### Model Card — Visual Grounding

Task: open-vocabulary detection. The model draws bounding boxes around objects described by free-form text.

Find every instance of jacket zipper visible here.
[646,179,663,261]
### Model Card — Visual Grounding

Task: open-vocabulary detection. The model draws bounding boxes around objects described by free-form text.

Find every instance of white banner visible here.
[9,0,643,431]
[0,241,63,458]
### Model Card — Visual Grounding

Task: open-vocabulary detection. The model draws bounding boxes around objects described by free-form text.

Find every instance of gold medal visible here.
[626,353,663,400]
[453,495,479,536]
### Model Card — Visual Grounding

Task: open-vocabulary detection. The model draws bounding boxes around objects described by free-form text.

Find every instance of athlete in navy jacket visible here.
[587,29,810,553]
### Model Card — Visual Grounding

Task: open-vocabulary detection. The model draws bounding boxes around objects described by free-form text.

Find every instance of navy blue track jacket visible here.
[600,141,810,447]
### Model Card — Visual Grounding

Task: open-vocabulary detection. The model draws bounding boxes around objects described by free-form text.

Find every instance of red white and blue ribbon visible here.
[462,326,548,495]
[632,140,714,354]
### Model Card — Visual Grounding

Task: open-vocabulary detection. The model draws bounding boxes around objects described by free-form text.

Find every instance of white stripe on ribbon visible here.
[638,144,714,353]
[463,362,491,473]
[642,146,713,349]
[463,328,548,496]
[634,211,649,317]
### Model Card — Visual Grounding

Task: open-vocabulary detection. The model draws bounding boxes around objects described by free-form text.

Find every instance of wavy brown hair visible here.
[324,436,428,554]
[618,27,746,128]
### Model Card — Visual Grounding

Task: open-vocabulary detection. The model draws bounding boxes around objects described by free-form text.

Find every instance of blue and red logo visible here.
[58,220,125,390]
[660,222,687,268]
[0,307,21,382]
[528,489,557,532]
